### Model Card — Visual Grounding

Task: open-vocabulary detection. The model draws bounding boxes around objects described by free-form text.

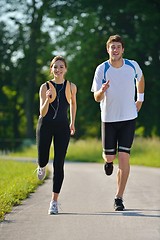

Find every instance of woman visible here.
[36,56,77,214]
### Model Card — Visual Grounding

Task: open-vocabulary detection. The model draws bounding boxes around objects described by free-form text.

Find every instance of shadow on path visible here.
[47,209,160,218]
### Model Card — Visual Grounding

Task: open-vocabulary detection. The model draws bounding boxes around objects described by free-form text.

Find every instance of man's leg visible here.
[114,119,136,210]
[116,152,130,198]
[116,119,136,197]
[103,153,116,175]
[101,122,117,175]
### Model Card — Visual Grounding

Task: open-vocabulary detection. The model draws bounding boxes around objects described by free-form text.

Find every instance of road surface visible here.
[1,162,160,240]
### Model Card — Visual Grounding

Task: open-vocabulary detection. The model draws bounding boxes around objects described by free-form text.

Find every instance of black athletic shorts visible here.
[101,119,136,155]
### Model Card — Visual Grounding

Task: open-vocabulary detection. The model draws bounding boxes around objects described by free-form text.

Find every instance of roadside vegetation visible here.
[8,137,160,167]
[0,137,159,221]
[67,137,160,167]
[0,160,49,222]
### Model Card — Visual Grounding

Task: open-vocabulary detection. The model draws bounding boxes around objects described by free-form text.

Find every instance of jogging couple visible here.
[36,34,145,214]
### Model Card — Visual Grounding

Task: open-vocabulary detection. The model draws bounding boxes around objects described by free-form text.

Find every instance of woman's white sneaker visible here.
[37,167,46,180]
[48,201,59,215]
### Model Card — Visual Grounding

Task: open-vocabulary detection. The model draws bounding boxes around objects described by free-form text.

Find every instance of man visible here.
[91,34,145,211]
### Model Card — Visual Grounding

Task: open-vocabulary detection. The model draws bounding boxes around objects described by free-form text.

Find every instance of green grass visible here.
[0,160,49,222]
[7,137,160,167]
[66,137,160,167]
[67,138,103,162]
[10,144,38,158]
[131,137,160,167]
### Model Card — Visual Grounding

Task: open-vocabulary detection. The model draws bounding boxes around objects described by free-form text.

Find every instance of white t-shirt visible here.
[91,59,143,122]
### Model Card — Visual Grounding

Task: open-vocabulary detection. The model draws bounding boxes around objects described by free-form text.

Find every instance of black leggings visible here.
[36,117,70,193]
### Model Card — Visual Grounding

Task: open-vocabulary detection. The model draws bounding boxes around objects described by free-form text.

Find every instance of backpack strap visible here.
[46,81,51,98]
[102,61,110,84]
[46,81,50,90]
[45,81,56,102]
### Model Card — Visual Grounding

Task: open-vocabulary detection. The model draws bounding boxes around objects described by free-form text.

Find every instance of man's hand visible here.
[101,80,110,93]
[94,80,110,102]
[136,101,143,112]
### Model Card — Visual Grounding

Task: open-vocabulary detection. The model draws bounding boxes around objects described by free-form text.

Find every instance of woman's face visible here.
[51,60,67,78]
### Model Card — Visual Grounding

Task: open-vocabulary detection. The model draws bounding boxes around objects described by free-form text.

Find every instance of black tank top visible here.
[44,80,69,122]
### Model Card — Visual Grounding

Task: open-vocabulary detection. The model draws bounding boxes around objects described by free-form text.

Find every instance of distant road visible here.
[1,162,160,240]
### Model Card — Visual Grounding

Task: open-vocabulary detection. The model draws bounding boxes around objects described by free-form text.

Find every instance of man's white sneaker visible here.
[48,201,59,215]
[37,167,46,180]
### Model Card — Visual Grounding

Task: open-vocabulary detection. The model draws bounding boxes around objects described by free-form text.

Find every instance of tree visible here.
[0,0,54,144]
[0,0,159,150]
[47,0,160,137]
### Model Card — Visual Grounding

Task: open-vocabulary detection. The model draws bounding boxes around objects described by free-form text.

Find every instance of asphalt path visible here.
[0,162,160,240]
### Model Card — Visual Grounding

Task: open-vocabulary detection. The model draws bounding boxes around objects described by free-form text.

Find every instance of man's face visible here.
[107,42,124,61]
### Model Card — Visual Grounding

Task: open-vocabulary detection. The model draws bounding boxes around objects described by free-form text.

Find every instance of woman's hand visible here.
[46,89,52,100]
[70,123,75,135]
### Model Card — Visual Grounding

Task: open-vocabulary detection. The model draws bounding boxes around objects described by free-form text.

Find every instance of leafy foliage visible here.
[0,0,160,149]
